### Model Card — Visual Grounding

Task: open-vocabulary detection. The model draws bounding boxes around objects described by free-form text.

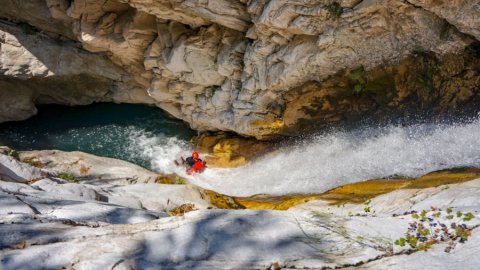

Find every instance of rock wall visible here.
[0,0,479,137]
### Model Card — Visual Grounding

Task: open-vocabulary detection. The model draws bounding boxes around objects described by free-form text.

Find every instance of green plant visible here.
[57,172,79,183]
[325,2,343,18]
[420,210,428,220]
[395,208,475,253]
[457,228,471,241]
[406,235,418,248]
[350,66,365,81]
[206,86,220,99]
[416,72,434,93]
[417,243,432,251]
[394,237,406,247]
[463,212,475,221]
[7,149,19,160]
[175,176,185,185]
[363,199,371,213]
[19,22,39,35]
[354,84,364,93]
[350,66,367,93]
[414,45,427,54]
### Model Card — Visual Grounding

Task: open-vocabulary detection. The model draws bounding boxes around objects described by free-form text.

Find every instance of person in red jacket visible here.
[186,152,206,175]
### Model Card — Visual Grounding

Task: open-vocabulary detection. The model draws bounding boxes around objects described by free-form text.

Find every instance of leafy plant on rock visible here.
[395,208,476,253]
[350,66,367,94]
[325,2,343,18]
[7,149,19,160]
[57,172,79,183]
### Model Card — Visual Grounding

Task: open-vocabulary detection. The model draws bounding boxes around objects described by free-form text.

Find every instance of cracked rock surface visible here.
[1,150,479,269]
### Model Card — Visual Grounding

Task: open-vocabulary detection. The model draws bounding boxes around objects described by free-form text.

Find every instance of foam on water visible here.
[132,118,480,197]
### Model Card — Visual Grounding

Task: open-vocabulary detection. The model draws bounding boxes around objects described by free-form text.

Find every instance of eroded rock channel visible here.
[1,0,480,269]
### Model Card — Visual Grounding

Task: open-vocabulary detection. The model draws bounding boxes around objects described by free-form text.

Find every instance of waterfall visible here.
[137,118,480,197]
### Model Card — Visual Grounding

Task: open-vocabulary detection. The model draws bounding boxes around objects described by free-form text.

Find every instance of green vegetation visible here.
[414,45,427,54]
[325,2,343,18]
[7,149,19,160]
[350,66,366,94]
[416,72,434,94]
[394,237,406,247]
[363,199,371,213]
[395,208,475,253]
[57,172,79,183]
[463,212,475,221]
[206,86,220,99]
[175,176,185,185]
[19,22,39,35]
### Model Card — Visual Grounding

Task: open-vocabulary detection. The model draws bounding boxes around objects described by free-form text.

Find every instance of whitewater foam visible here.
[129,119,480,197]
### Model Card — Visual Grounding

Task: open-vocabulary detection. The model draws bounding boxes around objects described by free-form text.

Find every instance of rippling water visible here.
[0,103,193,169]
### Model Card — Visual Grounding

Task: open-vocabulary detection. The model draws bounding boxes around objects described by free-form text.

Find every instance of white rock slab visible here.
[0,154,45,183]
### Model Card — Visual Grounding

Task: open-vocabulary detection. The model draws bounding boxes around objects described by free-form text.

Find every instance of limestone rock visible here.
[194,133,273,168]
[408,0,480,40]
[0,154,45,183]
[1,149,479,269]
[0,20,153,122]
[0,0,479,137]
[118,0,251,32]
[18,150,159,184]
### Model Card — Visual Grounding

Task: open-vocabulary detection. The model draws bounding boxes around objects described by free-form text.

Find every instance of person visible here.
[185,152,206,175]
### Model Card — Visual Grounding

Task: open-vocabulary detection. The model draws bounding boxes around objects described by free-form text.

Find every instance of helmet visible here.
[192,152,199,159]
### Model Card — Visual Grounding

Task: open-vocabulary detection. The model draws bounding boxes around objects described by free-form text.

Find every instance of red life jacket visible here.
[187,160,205,175]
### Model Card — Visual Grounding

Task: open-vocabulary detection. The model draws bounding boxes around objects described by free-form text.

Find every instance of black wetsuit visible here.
[186,157,196,167]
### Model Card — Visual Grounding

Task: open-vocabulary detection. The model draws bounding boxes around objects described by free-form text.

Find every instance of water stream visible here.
[1,104,479,197]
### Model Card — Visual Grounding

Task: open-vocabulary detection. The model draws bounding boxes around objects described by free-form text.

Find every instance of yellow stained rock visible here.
[194,133,272,168]
[207,169,480,210]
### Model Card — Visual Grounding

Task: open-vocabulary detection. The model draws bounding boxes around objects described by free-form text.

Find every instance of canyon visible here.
[0,0,479,138]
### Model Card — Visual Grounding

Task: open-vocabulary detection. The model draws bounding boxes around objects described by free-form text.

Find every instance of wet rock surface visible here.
[1,149,479,269]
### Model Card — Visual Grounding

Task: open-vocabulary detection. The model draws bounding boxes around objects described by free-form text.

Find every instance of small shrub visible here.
[57,172,79,183]
[395,208,475,253]
[414,45,427,54]
[7,150,19,160]
[206,86,220,99]
[354,84,365,93]
[363,199,372,213]
[350,66,365,81]
[350,66,367,93]
[394,237,406,247]
[325,2,343,18]
[463,212,475,221]
[21,157,46,168]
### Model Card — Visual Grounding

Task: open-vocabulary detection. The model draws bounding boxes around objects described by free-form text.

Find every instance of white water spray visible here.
[128,119,480,197]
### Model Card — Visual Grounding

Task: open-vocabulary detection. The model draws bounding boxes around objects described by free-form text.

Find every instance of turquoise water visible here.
[0,103,194,169]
